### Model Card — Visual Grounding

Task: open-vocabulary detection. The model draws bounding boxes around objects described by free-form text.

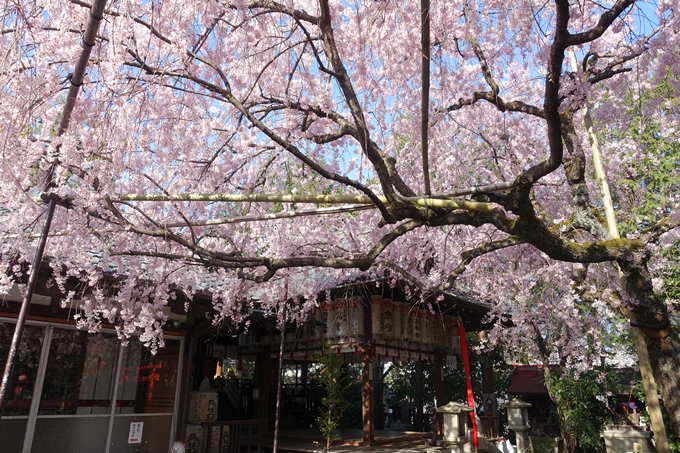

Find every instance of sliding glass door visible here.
[0,320,182,453]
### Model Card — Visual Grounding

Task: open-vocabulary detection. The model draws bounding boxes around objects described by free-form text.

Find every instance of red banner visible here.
[458,320,478,448]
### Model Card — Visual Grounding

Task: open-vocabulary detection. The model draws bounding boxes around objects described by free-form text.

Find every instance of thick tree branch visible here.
[468,37,499,96]
[560,114,609,240]
[317,0,404,210]
[446,91,545,118]
[438,236,527,291]
[247,0,319,25]
[125,50,396,221]
[519,0,570,188]
[437,181,515,197]
[107,216,427,281]
[516,0,635,190]
[565,0,636,47]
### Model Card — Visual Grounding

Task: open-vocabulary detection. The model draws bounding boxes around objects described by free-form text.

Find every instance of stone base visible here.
[602,425,657,453]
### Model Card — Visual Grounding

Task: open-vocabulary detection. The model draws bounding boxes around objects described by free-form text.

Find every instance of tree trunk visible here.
[562,429,577,453]
[326,406,332,452]
[637,317,680,435]
[623,259,680,435]
[646,333,680,434]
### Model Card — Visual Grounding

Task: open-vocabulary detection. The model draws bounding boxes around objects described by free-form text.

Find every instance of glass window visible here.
[0,322,45,417]
[38,328,118,415]
[116,339,180,414]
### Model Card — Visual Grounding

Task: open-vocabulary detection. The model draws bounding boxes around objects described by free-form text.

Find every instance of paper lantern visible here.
[381,299,394,343]
[371,295,383,340]
[392,301,406,348]
[332,298,350,344]
[347,297,364,344]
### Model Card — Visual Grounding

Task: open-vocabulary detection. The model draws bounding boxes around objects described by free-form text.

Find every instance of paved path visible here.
[262,428,440,453]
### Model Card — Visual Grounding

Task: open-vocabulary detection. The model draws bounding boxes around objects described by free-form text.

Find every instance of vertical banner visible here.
[458,320,478,448]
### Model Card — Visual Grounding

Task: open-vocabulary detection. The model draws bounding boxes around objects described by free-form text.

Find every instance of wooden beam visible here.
[115,192,497,213]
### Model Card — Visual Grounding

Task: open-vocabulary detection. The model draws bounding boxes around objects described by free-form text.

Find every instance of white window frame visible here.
[0,317,184,453]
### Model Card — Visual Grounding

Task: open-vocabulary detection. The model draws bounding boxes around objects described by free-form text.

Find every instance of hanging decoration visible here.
[269,295,463,363]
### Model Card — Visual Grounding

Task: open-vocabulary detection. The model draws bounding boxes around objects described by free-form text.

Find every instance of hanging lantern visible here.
[412,306,423,348]
[333,298,350,344]
[305,306,323,349]
[321,299,334,341]
[392,300,406,349]
[347,297,364,344]
[381,299,394,345]
[371,295,384,341]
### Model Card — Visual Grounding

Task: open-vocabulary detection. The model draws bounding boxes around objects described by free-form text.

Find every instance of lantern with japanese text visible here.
[347,297,364,344]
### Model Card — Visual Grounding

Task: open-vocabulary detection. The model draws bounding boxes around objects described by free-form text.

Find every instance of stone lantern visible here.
[436,401,473,453]
[503,397,532,453]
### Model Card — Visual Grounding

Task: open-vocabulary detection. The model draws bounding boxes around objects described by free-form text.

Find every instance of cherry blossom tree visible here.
[1,0,679,431]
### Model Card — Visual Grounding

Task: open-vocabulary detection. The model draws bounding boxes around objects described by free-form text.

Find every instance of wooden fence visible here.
[203,419,267,453]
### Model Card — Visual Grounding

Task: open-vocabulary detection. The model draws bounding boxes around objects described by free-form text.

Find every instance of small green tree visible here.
[544,368,619,453]
[316,343,350,452]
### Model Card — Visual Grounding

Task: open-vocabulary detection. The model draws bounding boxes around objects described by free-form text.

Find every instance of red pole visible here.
[458,320,478,448]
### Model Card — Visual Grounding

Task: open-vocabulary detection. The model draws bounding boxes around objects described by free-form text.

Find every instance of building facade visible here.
[0,316,184,453]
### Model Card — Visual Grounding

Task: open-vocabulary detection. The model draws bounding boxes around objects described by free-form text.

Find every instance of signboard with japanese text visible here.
[128,422,144,444]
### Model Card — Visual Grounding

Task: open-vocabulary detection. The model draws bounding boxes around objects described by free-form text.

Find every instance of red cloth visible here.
[458,320,478,447]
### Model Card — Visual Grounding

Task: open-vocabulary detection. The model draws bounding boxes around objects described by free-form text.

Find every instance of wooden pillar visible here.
[434,353,444,407]
[414,360,424,431]
[255,347,272,422]
[433,353,444,439]
[174,328,196,442]
[373,361,384,430]
[481,355,494,395]
[362,298,374,446]
[480,351,498,438]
